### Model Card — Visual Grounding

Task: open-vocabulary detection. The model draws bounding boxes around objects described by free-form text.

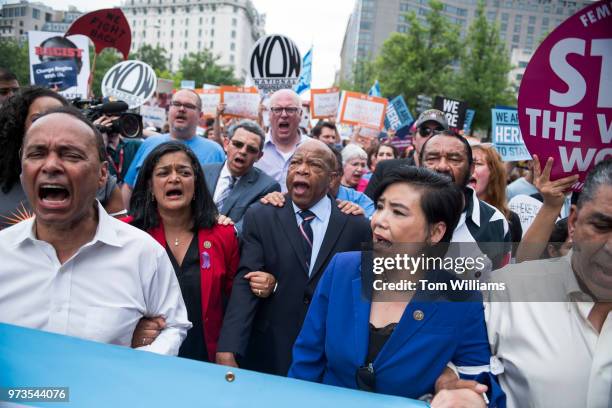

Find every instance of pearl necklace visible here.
[174,237,179,246]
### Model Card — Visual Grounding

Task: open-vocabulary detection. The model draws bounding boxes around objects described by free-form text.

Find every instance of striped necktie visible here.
[299,210,316,271]
[215,175,236,210]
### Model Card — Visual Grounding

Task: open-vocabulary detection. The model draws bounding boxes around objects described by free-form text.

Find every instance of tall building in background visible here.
[0,1,54,39]
[0,1,83,39]
[339,0,591,90]
[121,0,266,79]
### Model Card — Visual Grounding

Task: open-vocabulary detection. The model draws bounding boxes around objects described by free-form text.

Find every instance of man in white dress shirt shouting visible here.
[0,106,191,355]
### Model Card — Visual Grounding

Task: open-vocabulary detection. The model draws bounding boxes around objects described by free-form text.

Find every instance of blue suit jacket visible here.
[288,251,505,406]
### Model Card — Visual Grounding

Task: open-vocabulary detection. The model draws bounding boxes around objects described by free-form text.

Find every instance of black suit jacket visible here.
[202,162,280,233]
[217,196,372,376]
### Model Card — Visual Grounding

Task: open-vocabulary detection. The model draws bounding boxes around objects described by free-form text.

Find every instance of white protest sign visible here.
[140,105,167,129]
[508,194,543,236]
[102,60,157,109]
[338,91,388,130]
[28,31,90,99]
[310,87,340,119]
[200,89,221,118]
[220,86,260,119]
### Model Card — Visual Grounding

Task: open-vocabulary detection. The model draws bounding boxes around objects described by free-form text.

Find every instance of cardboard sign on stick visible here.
[338,91,388,130]
[200,89,221,118]
[220,86,260,119]
[310,87,340,119]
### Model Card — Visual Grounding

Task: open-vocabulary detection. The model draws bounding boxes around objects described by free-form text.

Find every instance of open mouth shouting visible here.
[292,180,311,197]
[277,120,291,134]
[373,232,393,248]
[38,183,71,210]
[165,187,184,200]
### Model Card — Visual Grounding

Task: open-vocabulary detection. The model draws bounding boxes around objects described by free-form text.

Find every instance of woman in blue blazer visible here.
[288,167,505,407]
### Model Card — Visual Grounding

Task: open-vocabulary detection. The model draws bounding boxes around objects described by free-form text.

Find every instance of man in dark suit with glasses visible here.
[202,120,280,234]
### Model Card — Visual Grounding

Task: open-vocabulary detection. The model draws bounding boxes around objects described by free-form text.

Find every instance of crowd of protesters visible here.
[0,68,610,408]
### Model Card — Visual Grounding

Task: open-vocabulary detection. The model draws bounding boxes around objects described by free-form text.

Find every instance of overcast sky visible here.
[36,0,355,88]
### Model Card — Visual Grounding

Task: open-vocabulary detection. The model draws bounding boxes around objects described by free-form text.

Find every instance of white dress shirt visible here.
[292,195,332,275]
[213,161,241,204]
[0,202,192,355]
[485,253,612,408]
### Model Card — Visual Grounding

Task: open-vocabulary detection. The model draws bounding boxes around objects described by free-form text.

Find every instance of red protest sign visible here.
[517,0,611,191]
[65,8,131,59]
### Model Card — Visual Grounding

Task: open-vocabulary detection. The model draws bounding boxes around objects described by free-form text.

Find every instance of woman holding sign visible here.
[289,166,504,407]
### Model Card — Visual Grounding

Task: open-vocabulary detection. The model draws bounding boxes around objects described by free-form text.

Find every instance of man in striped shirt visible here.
[420,131,511,272]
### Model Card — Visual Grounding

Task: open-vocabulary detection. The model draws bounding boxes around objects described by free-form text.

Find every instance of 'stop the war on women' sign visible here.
[517,0,612,191]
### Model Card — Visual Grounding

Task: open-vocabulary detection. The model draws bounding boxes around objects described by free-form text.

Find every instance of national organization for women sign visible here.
[249,34,302,94]
[101,60,157,108]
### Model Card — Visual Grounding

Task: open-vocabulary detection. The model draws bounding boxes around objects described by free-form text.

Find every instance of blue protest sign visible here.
[32,60,78,91]
[463,109,475,133]
[0,323,425,407]
[491,108,532,161]
[180,80,196,89]
[294,47,312,95]
[384,95,414,131]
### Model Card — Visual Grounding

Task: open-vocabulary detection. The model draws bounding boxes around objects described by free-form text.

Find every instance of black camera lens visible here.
[118,114,142,138]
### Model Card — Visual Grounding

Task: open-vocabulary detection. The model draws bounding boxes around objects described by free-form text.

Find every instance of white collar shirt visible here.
[485,253,612,408]
[0,202,191,355]
[213,161,241,203]
[255,132,310,193]
[292,195,332,275]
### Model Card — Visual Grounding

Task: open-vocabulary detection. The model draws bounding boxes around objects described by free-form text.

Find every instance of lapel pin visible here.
[204,241,212,249]
[413,310,424,321]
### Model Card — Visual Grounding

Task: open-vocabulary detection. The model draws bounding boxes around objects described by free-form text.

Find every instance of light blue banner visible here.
[368,80,381,97]
[180,80,196,90]
[0,323,426,407]
[491,108,532,161]
[463,109,475,133]
[294,47,312,95]
[385,95,414,131]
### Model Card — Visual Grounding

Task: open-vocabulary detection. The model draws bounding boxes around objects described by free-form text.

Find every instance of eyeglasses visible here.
[0,87,19,96]
[170,101,199,111]
[231,139,260,154]
[270,107,300,115]
[418,126,444,137]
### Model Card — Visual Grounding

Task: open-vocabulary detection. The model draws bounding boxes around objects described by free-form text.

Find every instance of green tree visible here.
[454,0,515,130]
[337,58,376,93]
[132,44,168,73]
[373,0,462,106]
[178,50,239,87]
[0,38,30,85]
[90,48,122,98]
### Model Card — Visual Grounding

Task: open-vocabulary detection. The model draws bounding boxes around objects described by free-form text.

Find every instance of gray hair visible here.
[341,143,367,166]
[227,119,266,150]
[577,158,612,208]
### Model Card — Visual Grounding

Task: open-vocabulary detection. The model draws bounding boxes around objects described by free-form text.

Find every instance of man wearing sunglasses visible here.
[364,109,448,199]
[255,89,310,193]
[202,120,280,233]
[0,68,19,107]
[122,89,226,206]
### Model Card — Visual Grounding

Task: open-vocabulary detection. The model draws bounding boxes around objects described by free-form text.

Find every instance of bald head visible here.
[270,88,300,107]
[296,139,336,171]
